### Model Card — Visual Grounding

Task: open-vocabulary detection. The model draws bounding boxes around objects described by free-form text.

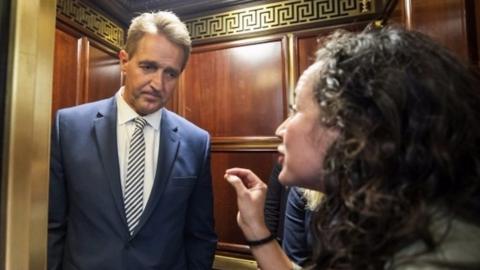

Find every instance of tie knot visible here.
[134,117,148,130]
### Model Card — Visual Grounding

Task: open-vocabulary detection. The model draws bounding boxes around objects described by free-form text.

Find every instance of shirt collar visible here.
[116,87,162,130]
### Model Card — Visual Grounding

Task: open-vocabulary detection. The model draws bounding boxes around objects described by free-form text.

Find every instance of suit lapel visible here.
[134,109,180,234]
[93,98,128,229]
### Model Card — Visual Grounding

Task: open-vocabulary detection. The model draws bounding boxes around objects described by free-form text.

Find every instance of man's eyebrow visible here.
[138,60,158,66]
[137,61,180,73]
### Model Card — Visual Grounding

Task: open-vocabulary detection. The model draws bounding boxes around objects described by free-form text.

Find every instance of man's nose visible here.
[150,71,163,90]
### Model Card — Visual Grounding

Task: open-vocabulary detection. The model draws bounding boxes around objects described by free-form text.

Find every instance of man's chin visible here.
[136,103,163,116]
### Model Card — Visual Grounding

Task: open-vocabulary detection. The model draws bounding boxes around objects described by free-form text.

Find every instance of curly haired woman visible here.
[225,27,480,270]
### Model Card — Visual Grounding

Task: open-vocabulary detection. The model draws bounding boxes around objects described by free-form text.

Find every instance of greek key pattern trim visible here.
[186,0,375,40]
[57,0,124,48]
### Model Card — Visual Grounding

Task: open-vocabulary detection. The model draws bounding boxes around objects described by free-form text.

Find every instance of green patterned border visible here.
[186,0,375,40]
[57,0,124,49]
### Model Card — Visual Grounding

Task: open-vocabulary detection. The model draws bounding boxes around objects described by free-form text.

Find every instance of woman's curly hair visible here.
[308,27,480,269]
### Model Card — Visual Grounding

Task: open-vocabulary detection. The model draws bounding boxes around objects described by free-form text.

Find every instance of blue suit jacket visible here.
[48,97,217,270]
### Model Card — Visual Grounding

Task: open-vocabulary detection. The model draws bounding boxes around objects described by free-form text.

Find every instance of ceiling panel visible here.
[85,0,270,26]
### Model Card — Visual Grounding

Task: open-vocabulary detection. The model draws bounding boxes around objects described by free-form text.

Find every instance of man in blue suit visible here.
[48,11,217,270]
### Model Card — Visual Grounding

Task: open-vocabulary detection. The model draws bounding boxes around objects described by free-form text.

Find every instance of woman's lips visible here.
[277,154,284,165]
[277,146,285,164]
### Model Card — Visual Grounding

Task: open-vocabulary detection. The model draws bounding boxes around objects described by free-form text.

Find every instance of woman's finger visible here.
[224,173,247,194]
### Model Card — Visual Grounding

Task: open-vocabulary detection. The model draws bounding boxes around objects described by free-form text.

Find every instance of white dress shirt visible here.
[116,87,161,209]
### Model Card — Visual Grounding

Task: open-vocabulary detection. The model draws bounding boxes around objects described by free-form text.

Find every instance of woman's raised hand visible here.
[224,168,270,240]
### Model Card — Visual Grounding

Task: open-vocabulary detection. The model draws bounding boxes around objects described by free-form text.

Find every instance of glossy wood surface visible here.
[297,35,319,78]
[392,0,471,62]
[181,38,287,137]
[178,36,290,256]
[295,23,367,82]
[52,28,80,118]
[411,0,469,61]
[52,24,122,118]
[86,42,121,102]
[211,152,278,250]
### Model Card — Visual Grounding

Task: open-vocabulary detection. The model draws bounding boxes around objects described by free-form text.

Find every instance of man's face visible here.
[119,33,184,115]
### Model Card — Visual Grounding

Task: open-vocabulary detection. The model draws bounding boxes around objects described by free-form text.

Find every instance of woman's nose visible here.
[275,117,289,138]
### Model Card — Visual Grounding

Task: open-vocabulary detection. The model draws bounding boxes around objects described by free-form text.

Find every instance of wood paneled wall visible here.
[52,22,121,118]
[180,36,289,254]
[391,0,479,66]
[211,152,278,250]
[181,37,287,137]
[295,23,367,78]
[52,28,80,117]
[87,45,122,102]
[411,0,470,61]
[177,22,367,257]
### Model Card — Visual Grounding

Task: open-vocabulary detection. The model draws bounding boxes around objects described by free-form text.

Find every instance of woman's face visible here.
[275,63,339,191]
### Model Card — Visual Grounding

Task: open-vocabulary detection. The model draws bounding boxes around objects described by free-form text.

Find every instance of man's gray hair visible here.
[125,11,192,70]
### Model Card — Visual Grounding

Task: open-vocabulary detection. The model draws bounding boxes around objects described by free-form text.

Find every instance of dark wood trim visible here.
[86,35,120,57]
[290,21,368,82]
[282,34,291,119]
[77,37,88,105]
[217,241,251,255]
[292,21,369,39]
[55,21,121,106]
[211,137,280,152]
[465,0,479,67]
[192,34,287,53]
[56,19,84,39]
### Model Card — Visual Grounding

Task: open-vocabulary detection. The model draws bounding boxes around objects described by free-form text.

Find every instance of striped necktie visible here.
[124,117,148,235]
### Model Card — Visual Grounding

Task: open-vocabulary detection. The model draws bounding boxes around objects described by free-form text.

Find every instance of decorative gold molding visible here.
[213,255,257,270]
[361,0,373,13]
[186,0,377,41]
[56,0,124,49]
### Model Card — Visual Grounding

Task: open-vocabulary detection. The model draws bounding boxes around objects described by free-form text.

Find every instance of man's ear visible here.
[119,50,129,72]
